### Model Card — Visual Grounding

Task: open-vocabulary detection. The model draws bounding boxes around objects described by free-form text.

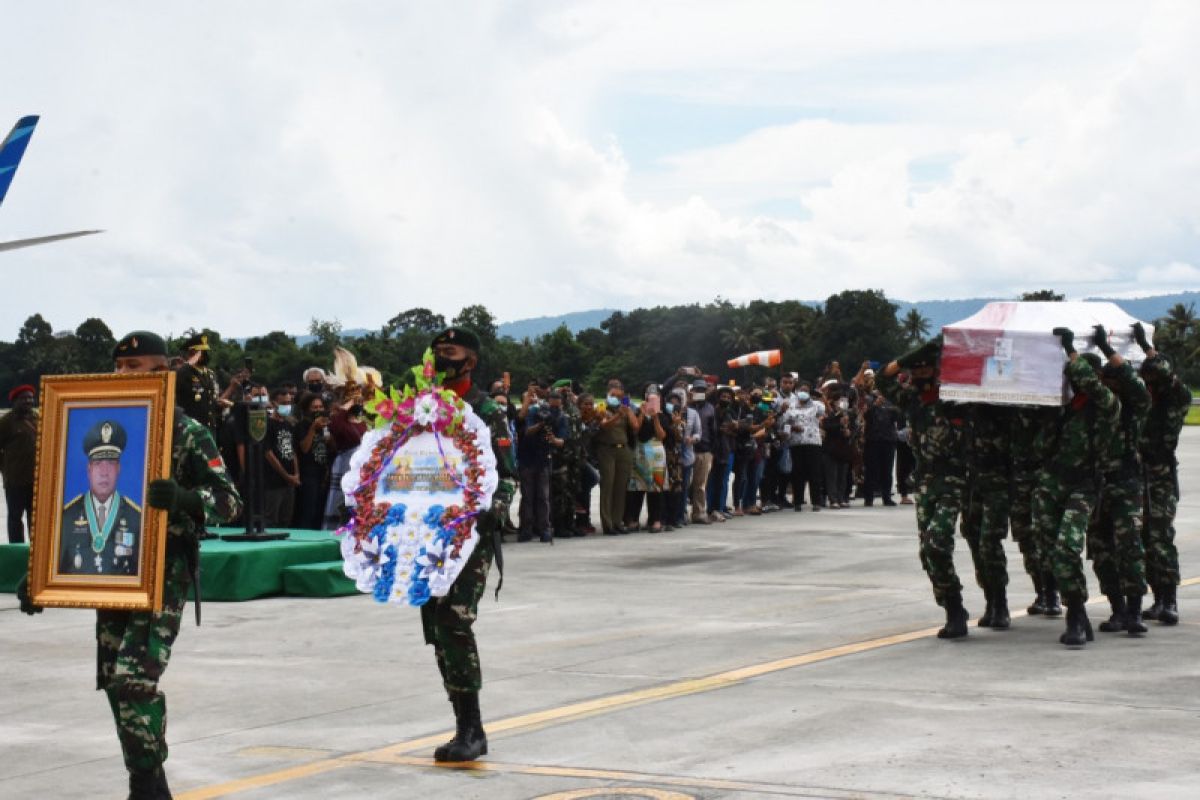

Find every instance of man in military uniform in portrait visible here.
[58,420,144,576]
[18,330,242,799]
[423,326,517,763]
[175,332,223,437]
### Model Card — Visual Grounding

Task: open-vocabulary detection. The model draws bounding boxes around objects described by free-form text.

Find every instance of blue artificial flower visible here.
[386,503,408,524]
[408,578,431,606]
[423,504,446,528]
[371,523,388,543]
[373,544,398,603]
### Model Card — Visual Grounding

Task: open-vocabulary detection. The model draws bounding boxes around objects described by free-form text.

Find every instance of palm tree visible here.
[719,308,762,353]
[1163,302,1197,340]
[901,308,932,345]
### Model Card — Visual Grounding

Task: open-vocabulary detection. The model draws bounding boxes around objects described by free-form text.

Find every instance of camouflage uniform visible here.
[550,401,583,536]
[879,374,968,605]
[420,386,516,693]
[1032,358,1118,603]
[1009,406,1058,591]
[1087,361,1150,598]
[1138,354,1191,591]
[960,405,1013,595]
[97,411,241,773]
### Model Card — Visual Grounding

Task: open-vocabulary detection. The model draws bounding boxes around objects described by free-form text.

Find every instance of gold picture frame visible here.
[28,372,176,611]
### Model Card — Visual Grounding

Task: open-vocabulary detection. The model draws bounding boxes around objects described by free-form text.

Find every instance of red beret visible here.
[8,384,35,402]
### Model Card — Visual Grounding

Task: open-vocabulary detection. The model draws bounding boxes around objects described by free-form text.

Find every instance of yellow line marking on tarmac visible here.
[178,626,939,799]
[178,575,1200,799]
[375,755,901,799]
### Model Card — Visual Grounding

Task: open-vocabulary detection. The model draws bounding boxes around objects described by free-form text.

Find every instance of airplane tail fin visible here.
[0,115,40,207]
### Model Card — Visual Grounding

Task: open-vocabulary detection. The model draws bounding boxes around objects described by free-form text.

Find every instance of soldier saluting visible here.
[58,419,143,576]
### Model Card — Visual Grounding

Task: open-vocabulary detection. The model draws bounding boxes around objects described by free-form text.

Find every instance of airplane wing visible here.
[1,115,104,252]
[0,229,103,252]
[0,115,40,206]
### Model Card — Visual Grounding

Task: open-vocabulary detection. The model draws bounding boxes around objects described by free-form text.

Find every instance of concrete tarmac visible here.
[2,429,1197,799]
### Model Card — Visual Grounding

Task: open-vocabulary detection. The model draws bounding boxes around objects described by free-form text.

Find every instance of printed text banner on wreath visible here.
[339,350,497,606]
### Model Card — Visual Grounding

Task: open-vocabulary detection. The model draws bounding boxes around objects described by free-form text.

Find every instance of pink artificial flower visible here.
[375,398,396,420]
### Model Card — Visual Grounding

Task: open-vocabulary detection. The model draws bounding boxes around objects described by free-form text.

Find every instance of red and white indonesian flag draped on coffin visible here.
[939,301,1154,406]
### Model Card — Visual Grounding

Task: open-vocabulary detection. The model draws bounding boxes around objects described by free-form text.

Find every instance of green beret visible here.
[112,331,167,361]
[430,326,481,353]
[83,420,127,461]
[551,379,573,389]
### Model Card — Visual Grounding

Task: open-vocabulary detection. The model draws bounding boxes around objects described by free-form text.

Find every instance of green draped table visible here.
[0,529,358,601]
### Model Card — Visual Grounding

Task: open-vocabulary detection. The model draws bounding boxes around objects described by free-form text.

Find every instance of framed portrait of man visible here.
[27,372,176,611]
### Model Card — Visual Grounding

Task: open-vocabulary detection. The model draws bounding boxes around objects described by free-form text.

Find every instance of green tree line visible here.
[3,289,1196,405]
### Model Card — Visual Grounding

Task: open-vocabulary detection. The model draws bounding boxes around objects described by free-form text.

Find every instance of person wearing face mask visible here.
[880,336,972,640]
[777,383,825,512]
[421,326,518,763]
[625,386,669,532]
[1135,322,1191,625]
[17,330,242,798]
[821,390,854,508]
[294,392,335,530]
[302,367,333,405]
[175,333,224,438]
[262,387,300,526]
[675,388,701,527]
[595,378,639,535]
[688,380,717,524]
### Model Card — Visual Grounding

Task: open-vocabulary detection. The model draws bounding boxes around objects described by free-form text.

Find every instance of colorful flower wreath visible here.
[339,349,498,606]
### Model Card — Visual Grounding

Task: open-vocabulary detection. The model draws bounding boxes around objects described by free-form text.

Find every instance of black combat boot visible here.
[156,767,173,800]
[1059,599,1094,647]
[990,587,1011,630]
[1097,593,1127,633]
[937,591,969,639]
[1043,573,1063,617]
[1144,587,1163,621]
[434,691,488,762]
[1125,593,1148,635]
[127,768,165,800]
[1158,585,1179,626]
[1026,574,1046,615]
[977,590,995,628]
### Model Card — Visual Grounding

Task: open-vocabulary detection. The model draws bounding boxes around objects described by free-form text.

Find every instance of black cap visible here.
[113,331,167,361]
[83,420,127,461]
[182,332,212,351]
[430,327,481,353]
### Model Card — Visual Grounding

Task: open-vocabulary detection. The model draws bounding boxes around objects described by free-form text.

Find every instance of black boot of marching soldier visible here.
[938,591,969,639]
[990,587,1011,630]
[1125,593,1148,635]
[1097,593,1127,633]
[1158,585,1179,626]
[1043,573,1063,617]
[1059,599,1093,647]
[1026,574,1046,615]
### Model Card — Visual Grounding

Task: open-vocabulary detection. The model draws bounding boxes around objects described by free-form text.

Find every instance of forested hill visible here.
[497,292,1200,339]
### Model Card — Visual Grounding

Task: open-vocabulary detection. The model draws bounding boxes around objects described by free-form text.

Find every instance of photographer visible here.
[516,384,564,542]
[294,392,335,529]
[595,379,638,535]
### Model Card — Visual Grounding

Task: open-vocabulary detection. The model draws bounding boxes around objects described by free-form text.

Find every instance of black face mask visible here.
[307,382,324,394]
[434,355,469,379]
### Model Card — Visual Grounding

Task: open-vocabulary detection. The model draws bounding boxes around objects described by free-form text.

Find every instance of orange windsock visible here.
[726,349,781,368]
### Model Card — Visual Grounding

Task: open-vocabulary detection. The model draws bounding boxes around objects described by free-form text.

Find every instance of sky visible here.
[1,1,1198,339]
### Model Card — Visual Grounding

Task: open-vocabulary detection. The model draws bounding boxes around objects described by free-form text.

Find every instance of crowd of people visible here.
[490,362,912,545]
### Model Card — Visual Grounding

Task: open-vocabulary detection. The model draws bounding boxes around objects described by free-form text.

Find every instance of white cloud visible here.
[0,1,1196,341]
